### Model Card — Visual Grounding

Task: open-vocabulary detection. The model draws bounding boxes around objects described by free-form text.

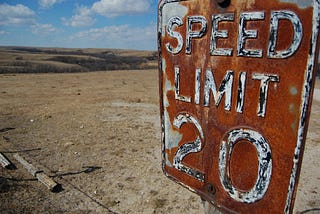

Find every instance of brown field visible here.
[0,47,157,74]
[0,47,319,213]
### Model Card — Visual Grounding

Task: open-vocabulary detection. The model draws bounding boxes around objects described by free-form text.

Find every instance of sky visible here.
[0,0,158,50]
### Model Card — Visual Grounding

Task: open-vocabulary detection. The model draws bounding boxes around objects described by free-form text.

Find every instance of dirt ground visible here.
[0,70,319,213]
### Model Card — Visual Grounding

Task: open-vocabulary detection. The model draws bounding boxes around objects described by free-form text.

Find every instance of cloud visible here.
[0,30,8,35]
[31,23,59,35]
[62,5,95,27]
[38,0,63,9]
[0,3,36,26]
[63,0,151,28]
[71,23,156,49]
[91,0,151,17]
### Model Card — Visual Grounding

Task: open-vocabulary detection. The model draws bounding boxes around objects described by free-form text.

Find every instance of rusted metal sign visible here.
[158,0,320,213]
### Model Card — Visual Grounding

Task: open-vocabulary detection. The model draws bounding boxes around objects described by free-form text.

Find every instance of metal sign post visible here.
[158,0,320,213]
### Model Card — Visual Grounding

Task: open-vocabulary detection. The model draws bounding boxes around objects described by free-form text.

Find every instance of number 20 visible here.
[173,113,205,182]
[172,113,272,203]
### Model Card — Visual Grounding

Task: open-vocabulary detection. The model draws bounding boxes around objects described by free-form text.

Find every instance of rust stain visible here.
[158,0,319,213]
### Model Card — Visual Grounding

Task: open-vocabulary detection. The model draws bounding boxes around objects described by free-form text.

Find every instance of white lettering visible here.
[166,16,184,54]
[175,66,191,102]
[252,73,279,117]
[237,12,265,58]
[236,71,247,113]
[186,16,207,54]
[268,10,303,58]
[165,10,303,59]
[195,68,201,105]
[219,128,272,203]
[173,68,280,117]
[210,13,234,56]
[173,113,205,182]
[204,69,234,111]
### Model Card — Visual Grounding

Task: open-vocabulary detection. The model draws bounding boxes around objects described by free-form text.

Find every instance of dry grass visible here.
[0,46,157,74]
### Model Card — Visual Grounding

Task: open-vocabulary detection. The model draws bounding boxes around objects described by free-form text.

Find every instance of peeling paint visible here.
[162,58,167,78]
[219,129,272,203]
[173,113,205,182]
[163,67,171,109]
[236,72,247,113]
[165,153,173,167]
[238,12,265,58]
[162,57,183,152]
[164,111,183,150]
[204,69,234,111]
[252,73,279,117]
[290,86,298,95]
[175,66,192,102]
[288,103,296,113]
[166,16,184,54]
[284,0,320,212]
[211,13,235,56]
[163,72,183,150]
[242,0,256,9]
[158,0,319,212]
[280,0,313,8]
[268,10,303,58]
[161,2,188,36]
[195,68,201,105]
[186,16,208,54]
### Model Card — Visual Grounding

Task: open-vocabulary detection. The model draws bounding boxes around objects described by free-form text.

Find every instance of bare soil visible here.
[0,70,319,213]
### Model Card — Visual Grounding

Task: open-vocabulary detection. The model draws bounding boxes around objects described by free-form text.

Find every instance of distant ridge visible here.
[0,46,158,73]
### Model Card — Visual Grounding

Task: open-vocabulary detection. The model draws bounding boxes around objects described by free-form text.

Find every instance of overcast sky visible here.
[0,0,158,50]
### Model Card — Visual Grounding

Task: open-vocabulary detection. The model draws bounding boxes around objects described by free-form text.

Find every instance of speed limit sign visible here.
[158,0,320,213]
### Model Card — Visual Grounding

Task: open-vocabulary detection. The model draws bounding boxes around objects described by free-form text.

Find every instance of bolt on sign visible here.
[158,0,320,213]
